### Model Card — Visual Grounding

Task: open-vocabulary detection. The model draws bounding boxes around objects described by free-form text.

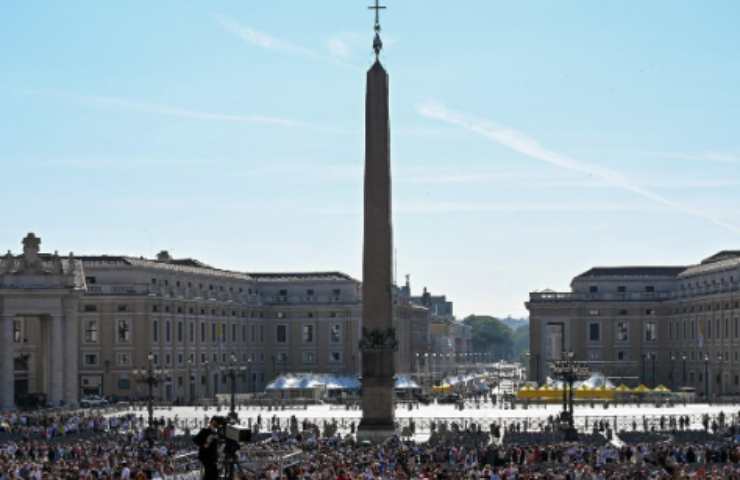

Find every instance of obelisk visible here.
[358,0,397,443]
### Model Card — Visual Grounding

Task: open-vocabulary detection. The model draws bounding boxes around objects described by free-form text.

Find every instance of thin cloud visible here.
[213,13,361,70]
[418,101,740,235]
[327,37,351,59]
[653,151,740,165]
[27,89,345,133]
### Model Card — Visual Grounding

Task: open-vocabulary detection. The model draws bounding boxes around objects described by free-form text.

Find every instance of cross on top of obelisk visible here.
[368,0,386,59]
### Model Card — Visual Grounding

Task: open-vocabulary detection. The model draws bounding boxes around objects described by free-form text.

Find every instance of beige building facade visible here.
[526,251,740,399]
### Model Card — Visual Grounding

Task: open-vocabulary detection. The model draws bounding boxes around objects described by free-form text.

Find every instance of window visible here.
[645,285,655,292]
[221,322,226,342]
[302,325,314,343]
[177,353,183,365]
[616,320,629,342]
[279,289,288,296]
[117,319,131,342]
[645,309,655,316]
[232,324,237,342]
[302,351,315,364]
[177,321,183,343]
[617,351,626,361]
[84,304,97,312]
[617,286,626,293]
[589,285,598,293]
[276,325,287,344]
[200,322,206,343]
[259,325,264,343]
[588,322,600,342]
[276,352,288,363]
[330,351,342,363]
[117,304,128,312]
[83,353,98,366]
[152,320,159,342]
[85,320,98,343]
[251,325,256,342]
[165,321,171,343]
[645,322,657,342]
[12,320,22,343]
[331,324,342,343]
[117,353,131,366]
[189,322,195,343]
[211,323,217,342]
[165,354,171,366]
[306,289,314,296]
[619,309,628,316]
[242,325,247,343]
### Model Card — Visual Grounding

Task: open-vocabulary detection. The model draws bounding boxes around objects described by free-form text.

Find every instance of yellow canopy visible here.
[432,384,452,393]
[633,384,651,393]
[653,385,671,393]
[615,384,631,392]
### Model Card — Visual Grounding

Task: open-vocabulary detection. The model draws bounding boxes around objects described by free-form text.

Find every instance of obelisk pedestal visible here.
[357,59,397,443]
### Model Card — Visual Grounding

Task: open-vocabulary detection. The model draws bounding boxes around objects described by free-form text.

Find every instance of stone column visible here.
[1,316,15,409]
[63,303,79,406]
[49,315,64,406]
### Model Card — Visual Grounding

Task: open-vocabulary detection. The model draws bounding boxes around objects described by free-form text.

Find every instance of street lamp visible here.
[221,353,248,421]
[717,353,723,400]
[187,358,195,404]
[681,354,687,386]
[669,354,675,390]
[132,353,170,444]
[704,353,710,402]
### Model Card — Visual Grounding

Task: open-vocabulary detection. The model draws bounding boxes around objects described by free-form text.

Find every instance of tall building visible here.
[526,250,740,399]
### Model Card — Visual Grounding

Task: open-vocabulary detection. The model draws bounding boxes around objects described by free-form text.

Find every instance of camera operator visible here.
[193,416,222,480]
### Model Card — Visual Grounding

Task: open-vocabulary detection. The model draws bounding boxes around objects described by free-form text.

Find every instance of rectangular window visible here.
[259,325,264,343]
[117,304,128,312]
[330,324,341,343]
[302,325,314,343]
[276,325,287,344]
[221,322,226,342]
[645,322,657,342]
[617,286,626,293]
[211,323,217,342]
[617,351,625,361]
[165,354,171,366]
[589,285,598,293]
[117,353,131,366]
[165,321,171,343]
[303,351,315,364]
[330,351,342,363]
[251,325,256,342]
[85,320,98,343]
[12,320,22,343]
[277,352,288,363]
[645,285,655,292]
[152,320,159,343]
[242,325,247,343]
[83,353,98,366]
[117,319,131,343]
[189,322,195,343]
[588,322,600,342]
[177,321,183,343]
[84,304,97,312]
[616,320,629,342]
[232,323,237,342]
[201,322,206,343]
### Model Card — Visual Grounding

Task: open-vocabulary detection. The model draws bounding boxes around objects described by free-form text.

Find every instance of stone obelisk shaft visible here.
[358,60,396,441]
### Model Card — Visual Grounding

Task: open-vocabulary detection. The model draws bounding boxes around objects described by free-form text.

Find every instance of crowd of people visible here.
[1,406,740,479]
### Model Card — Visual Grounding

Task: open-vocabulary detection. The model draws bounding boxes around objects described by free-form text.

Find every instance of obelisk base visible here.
[357,421,397,444]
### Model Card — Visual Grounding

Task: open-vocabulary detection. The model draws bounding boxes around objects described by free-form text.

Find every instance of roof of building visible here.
[700,250,740,265]
[76,256,357,283]
[680,255,740,278]
[575,266,687,279]
[249,272,357,282]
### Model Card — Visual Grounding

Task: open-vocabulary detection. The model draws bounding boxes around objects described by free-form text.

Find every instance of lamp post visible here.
[187,358,195,405]
[222,353,248,421]
[704,353,710,402]
[132,353,170,444]
[682,354,687,387]
[550,350,589,441]
[717,353,723,400]
[669,354,675,390]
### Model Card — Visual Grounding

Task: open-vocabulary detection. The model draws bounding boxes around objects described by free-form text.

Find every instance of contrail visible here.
[418,101,740,235]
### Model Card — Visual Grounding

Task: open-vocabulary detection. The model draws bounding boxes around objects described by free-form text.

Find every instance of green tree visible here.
[462,315,515,359]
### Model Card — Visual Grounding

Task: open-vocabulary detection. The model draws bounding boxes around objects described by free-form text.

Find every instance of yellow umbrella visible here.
[653,385,671,393]
[633,384,650,394]
[615,384,630,392]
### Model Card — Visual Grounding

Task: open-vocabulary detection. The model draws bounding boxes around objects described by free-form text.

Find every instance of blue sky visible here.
[2,1,739,318]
